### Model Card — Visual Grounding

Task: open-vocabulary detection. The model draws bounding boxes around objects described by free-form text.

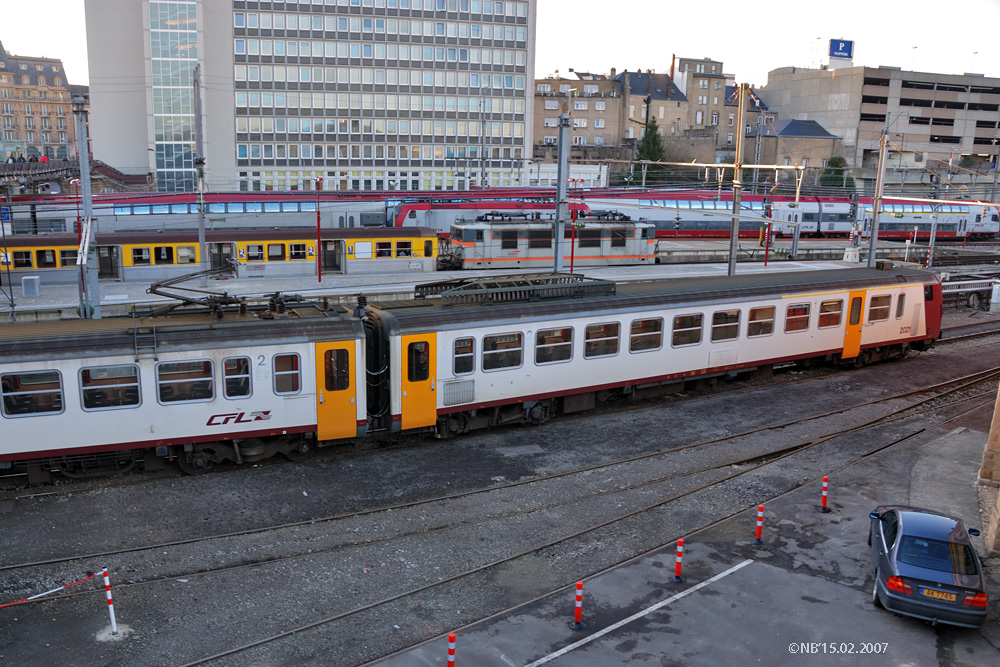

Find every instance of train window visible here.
[672,314,703,347]
[500,231,518,250]
[208,203,226,214]
[483,333,523,371]
[425,240,434,257]
[584,323,620,358]
[264,202,281,213]
[268,244,286,261]
[80,364,140,411]
[375,242,392,258]
[1,371,63,417]
[323,350,350,391]
[152,205,170,215]
[747,307,775,337]
[245,202,262,213]
[156,360,214,403]
[133,206,151,215]
[281,202,298,212]
[33,249,56,268]
[170,204,189,214]
[818,300,843,328]
[60,249,78,267]
[290,243,307,260]
[407,342,431,381]
[711,310,740,342]
[246,244,264,261]
[454,337,475,375]
[355,242,373,259]
[579,230,602,248]
[396,241,412,257]
[528,230,552,248]
[536,327,573,364]
[630,318,663,352]
[849,297,863,326]
[868,295,891,322]
[896,294,907,319]
[114,205,131,215]
[177,246,196,264]
[13,251,31,268]
[273,354,301,394]
[784,304,810,333]
[224,357,252,399]
[611,229,628,247]
[132,247,151,265]
[154,246,174,264]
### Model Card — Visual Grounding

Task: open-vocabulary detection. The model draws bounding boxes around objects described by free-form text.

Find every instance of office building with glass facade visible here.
[86,0,536,192]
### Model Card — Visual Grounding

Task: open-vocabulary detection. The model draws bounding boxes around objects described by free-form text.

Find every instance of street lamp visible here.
[314,177,323,283]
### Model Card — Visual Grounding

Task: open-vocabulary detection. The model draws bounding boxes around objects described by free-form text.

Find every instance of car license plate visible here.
[921,588,956,602]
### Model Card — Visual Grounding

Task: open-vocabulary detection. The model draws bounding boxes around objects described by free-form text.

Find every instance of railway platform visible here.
[3,237,982,323]
[374,425,1000,666]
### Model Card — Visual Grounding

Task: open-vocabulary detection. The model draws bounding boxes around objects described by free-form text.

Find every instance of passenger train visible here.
[0,265,941,482]
[5,188,998,244]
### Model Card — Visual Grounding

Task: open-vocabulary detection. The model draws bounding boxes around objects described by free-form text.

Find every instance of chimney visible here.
[610,67,617,78]
[646,69,651,75]
[670,54,675,80]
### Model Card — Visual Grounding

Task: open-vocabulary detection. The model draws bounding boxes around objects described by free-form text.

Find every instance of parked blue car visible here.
[869,505,988,628]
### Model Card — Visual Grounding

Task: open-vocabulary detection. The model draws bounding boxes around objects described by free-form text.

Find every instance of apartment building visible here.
[0,41,77,162]
[759,65,1000,192]
[533,73,622,147]
[86,0,536,192]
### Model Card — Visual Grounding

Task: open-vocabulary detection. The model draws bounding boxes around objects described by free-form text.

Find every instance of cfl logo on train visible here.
[206,411,272,426]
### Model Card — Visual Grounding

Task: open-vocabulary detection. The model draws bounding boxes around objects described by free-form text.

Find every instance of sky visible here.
[2,0,1000,88]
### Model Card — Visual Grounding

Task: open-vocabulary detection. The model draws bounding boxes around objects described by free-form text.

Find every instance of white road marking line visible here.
[523,559,754,667]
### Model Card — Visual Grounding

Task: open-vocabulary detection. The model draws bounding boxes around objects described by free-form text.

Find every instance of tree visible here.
[820,155,856,190]
[635,116,666,184]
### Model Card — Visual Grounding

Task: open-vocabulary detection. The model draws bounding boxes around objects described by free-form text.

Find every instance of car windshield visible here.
[898,536,978,574]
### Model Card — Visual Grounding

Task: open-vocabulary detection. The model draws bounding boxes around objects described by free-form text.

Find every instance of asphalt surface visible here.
[375,426,1000,667]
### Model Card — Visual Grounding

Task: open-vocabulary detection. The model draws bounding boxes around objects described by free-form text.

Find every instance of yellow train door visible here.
[842,292,866,360]
[315,341,358,441]
[400,333,437,430]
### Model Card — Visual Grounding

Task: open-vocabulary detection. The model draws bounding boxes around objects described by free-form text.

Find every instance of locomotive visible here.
[0,265,941,482]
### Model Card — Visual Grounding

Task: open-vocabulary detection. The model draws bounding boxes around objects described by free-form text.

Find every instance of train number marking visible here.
[257,355,265,366]
[207,410,272,426]
[899,326,911,335]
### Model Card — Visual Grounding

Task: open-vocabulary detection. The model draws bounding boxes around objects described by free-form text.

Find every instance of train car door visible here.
[209,242,234,269]
[314,341,358,441]
[400,333,436,430]
[842,291,866,360]
[97,245,120,280]
[322,240,343,272]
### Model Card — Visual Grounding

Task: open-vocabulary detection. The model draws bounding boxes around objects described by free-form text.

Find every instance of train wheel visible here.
[177,447,214,475]
[851,351,872,369]
[899,344,910,360]
[284,439,316,462]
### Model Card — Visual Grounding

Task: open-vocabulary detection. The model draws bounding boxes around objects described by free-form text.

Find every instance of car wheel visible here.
[872,574,883,609]
[867,529,871,546]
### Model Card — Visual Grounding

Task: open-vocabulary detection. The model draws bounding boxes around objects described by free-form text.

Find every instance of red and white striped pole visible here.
[102,567,118,635]
[569,580,585,630]
[672,539,684,583]
[818,476,831,513]
[446,632,456,667]
[753,505,764,545]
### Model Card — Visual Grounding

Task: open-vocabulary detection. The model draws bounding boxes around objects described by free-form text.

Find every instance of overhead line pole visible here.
[728,83,747,277]
[867,130,888,268]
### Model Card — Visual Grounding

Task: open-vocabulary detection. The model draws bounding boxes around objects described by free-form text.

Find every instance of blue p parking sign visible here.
[829,39,854,60]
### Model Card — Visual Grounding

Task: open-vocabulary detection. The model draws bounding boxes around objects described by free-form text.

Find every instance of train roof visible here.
[370,267,938,332]
[0,305,365,362]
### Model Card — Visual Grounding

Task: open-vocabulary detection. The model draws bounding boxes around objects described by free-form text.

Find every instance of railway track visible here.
[3,366,997,665]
